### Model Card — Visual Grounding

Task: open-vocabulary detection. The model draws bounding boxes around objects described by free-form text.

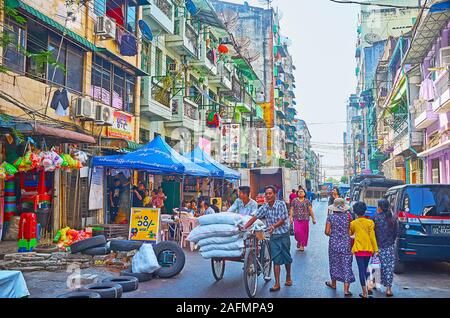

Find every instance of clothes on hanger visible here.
[50,88,70,117]
[419,78,437,102]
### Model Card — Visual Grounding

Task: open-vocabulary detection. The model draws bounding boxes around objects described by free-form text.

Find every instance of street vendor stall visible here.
[92,136,211,242]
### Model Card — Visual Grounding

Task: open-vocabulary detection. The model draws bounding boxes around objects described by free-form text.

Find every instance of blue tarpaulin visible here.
[185,147,240,180]
[92,136,210,177]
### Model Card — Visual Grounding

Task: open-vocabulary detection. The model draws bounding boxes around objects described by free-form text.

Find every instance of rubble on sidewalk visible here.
[0,252,93,272]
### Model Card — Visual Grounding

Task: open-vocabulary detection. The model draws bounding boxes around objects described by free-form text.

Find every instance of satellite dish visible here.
[364,32,381,45]
[138,20,153,42]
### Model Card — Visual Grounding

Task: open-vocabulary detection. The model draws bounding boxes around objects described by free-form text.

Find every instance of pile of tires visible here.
[79,283,123,298]
[69,235,110,256]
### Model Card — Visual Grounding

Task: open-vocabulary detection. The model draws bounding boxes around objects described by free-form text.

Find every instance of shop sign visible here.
[107,111,134,141]
[129,208,160,244]
[220,124,240,164]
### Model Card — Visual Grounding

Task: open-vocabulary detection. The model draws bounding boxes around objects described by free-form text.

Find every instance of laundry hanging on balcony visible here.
[419,78,437,102]
[50,88,69,117]
[119,33,137,56]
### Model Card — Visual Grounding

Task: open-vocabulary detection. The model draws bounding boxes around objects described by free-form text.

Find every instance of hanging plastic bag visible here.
[131,244,161,274]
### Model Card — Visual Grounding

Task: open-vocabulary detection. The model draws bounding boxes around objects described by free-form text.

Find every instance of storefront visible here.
[0,120,95,247]
[419,140,450,184]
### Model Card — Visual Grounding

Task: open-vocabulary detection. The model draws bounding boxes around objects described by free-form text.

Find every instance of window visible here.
[26,22,49,80]
[432,159,440,184]
[155,47,163,76]
[91,54,136,112]
[126,1,137,33]
[2,18,26,73]
[166,56,175,75]
[140,129,150,144]
[141,41,152,74]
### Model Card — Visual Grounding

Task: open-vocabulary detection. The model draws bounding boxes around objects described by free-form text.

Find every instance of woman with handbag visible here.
[325,199,355,297]
[350,202,379,298]
[372,199,398,297]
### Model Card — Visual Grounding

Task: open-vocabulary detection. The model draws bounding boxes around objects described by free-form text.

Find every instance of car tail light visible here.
[398,211,407,222]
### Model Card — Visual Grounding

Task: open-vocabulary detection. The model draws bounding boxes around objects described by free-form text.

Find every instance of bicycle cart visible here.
[210,230,272,298]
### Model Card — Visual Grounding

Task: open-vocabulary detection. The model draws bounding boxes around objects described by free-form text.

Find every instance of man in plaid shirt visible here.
[245,185,293,292]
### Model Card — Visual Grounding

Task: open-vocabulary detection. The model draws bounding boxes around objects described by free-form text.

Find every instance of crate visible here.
[91,224,129,239]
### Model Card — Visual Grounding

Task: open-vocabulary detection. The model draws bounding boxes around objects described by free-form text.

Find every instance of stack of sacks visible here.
[187,213,265,259]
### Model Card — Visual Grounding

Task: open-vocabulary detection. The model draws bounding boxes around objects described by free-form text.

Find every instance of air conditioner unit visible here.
[75,97,95,120]
[95,16,116,39]
[440,46,450,68]
[95,104,115,126]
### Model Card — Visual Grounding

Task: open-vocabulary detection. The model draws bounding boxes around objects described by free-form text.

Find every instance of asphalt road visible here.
[25,201,450,298]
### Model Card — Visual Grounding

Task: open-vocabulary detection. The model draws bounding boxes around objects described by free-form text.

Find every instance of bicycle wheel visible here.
[211,258,225,281]
[260,240,272,282]
[243,249,258,298]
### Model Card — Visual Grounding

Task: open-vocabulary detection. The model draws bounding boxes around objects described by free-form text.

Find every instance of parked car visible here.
[385,184,450,274]
[350,177,404,218]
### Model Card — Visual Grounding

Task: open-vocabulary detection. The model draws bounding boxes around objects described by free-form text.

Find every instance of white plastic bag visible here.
[187,224,240,243]
[199,239,245,253]
[131,244,161,274]
[198,213,243,226]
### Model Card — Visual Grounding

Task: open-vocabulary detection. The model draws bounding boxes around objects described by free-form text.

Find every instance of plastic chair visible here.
[180,218,196,251]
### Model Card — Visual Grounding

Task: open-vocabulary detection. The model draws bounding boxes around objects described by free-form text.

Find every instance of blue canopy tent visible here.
[185,147,241,180]
[92,135,210,177]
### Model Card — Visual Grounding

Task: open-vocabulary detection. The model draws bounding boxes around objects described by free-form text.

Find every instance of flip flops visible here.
[269,286,281,292]
[285,280,293,287]
[325,281,336,289]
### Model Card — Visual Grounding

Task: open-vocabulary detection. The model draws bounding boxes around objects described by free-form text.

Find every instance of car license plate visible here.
[431,225,450,235]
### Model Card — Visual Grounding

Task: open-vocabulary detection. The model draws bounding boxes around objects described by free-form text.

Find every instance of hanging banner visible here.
[230,124,240,164]
[129,208,160,244]
[107,111,134,141]
[220,124,231,163]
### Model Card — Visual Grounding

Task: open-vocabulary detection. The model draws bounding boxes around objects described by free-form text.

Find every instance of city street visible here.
[24,201,450,298]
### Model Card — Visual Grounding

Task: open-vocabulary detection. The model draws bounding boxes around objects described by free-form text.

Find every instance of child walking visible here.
[350,202,378,298]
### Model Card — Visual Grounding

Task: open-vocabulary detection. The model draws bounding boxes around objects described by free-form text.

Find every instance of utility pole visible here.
[363,106,369,172]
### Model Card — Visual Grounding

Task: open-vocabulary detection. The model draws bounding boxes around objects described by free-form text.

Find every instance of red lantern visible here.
[218,44,229,54]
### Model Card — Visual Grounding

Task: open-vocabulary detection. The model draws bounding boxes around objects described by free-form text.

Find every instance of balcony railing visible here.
[184,99,199,120]
[185,22,198,53]
[151,77,171,108]
[155,0,173,20]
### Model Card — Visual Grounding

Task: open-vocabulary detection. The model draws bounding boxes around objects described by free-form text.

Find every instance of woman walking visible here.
[325,198,355,297]
[350,202,378,298]
[290,189,316,251]
[372,199,398,297]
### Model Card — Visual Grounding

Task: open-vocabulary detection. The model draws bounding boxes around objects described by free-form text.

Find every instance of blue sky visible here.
[224,0,359,178]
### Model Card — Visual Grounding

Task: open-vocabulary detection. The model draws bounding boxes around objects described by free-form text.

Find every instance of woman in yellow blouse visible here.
[350,202,378,298]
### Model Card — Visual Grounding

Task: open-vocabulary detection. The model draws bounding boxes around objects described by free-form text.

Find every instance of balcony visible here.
[432,71,450,114]
[190,41,218,76]
[143,0,174,34]
[414,99,438,129]
[166,16,198,59]
[165,96,200,132]
[209,62,232,91]
[222,76,242,102]
[140,76,172,121]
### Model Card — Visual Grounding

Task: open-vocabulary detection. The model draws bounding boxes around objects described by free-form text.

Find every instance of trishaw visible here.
[210,229,272,298]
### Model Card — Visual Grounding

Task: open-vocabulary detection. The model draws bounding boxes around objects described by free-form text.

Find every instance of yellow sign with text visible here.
[129,208,160,243]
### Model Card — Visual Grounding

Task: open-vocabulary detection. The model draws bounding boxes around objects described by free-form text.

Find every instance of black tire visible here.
[120,267,153,283]
[102,276,139,293]
[70,236,107,254]
[80,283,123,298]
[243,249,258,298]
[153,241,186,279]
[56,291,101,299]
[260,241,272,282]
[110,240,143,252]
[394,241,406,274]
[211,259,225,281]
[81,245,111,256]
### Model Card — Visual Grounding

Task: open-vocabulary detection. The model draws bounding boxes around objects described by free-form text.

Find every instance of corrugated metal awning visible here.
[16,123,96,144]
[403,10,450,65]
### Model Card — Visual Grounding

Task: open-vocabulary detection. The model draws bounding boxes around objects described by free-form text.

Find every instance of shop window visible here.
[2,17,26,73]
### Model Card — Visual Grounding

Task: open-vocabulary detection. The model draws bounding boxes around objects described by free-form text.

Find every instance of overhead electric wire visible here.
[329,0,427,9]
